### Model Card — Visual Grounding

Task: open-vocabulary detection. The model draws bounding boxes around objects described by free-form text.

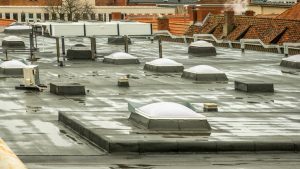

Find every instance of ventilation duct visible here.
[2,36,25,49]
[280,54,300,69]
[66,44,93,60]
[188,41,216,57]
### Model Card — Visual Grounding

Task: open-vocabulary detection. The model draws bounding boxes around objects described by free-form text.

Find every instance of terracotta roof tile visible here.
[261,25,287,44]
[227,24,251,41]
[194,14,300,45]
[276,3,300,20]
[0,19,15,26]
[212,24,224,39]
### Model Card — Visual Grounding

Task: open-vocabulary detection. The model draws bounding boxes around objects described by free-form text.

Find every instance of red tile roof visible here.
[276,3,300,20]
[126,14,192,35]
[227,24,251,40]
[255,14,278,19]
[0,19,15,26]
[196,14,300,45]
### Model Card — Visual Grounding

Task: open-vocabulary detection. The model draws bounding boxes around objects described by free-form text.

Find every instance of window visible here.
[83,13,88,20]
[44,13,49,21]
[59,13,64,20]
[21,13,26,22]
[103,13,106,22]
[91,13,95,20]
[74,13,80,21]
[67,14,72,21]
[13,13,18,21]
[37,13,41,20]
[109,14,112,21]
[5,13,10,19]
[52,13,57,20]
[29,13,34,19]
[98,14,102,21]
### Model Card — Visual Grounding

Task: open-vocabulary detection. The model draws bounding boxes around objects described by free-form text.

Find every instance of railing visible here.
[154,30,189,43]
[283,43,300,56]
[193,34,227,43]
[240,39,282,54]
[192,34,287,54]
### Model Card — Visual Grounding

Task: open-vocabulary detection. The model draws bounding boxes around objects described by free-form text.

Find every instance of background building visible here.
[0,0,175,22]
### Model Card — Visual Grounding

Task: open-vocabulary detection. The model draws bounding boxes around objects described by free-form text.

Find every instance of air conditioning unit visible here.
[23,65,40,87]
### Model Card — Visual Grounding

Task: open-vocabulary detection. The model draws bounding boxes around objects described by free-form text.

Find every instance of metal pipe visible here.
[0,138,28,169]
[56,37,60,63]
[34,26,38,49]
[61,36,65,56]
[158,37,162,58]
[90,37,96,60]
[29,32,35,60]
[5,50,8,61]
[124,35,129,53]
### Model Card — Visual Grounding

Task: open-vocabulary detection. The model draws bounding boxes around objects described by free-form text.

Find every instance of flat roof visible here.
[0,32,300,167]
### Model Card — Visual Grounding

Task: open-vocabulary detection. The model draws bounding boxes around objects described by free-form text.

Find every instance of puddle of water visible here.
[32,120,73,147]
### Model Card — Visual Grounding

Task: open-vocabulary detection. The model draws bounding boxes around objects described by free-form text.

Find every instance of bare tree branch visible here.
[44,0,95,21]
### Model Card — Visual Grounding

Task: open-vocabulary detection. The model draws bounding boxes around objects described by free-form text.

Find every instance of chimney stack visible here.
[111,12,122,21]
[223,10,235,37]
[157,15,169,31]
[245,10,255,16]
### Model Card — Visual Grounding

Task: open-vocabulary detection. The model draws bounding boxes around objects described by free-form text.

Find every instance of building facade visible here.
[0,0,175,23]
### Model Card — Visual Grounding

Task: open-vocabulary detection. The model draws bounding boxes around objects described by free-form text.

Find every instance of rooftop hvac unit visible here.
[15,65,46,91]
[23,65,40,87]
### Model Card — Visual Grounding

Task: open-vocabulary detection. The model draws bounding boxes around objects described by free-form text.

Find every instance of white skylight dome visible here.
[144,58,184,72]
[189,41,214,47]
[105,52,137,60]
[182,65,228,81]
[146,58,183,66]
[3,36,23,42]
[282,55,300,62]
[280,54,300,69]
[184,65,223,74]
[0,60,27,69]
[103,52,139,64]
[129,102,211,131]
[71,44,90,50]
[138,102,205,119]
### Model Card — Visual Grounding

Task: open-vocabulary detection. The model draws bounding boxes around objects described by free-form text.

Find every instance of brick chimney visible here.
[197,9,211,22]
[245,10,255,16]
[187,6,198,24]
[111,12,122,21]
[157,16,169,31]
[223,10,235,37]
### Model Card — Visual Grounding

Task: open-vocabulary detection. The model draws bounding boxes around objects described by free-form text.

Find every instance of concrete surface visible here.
[0,33,300,167]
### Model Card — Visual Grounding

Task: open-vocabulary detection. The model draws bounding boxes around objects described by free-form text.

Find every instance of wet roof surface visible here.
[0,33,300,168]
